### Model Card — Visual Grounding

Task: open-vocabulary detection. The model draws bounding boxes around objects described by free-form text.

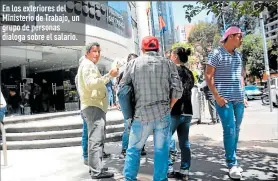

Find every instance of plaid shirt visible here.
[120,51,183,122]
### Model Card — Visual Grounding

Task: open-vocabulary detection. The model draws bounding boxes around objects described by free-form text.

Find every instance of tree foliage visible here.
[187,22,220,64]
[171,42,193,51]
[183,1,278,34]
[239,34,273,81]
[184,1,278,21]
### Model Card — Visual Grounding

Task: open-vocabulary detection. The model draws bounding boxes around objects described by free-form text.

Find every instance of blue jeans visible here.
[215,101,244,168]
[122,118,132,150]
[0,106,7,122]
[81,114,88,161]
[108,91,114,106]
[123,113,171,181]
[169,135,177,153]
[168,115,192,172]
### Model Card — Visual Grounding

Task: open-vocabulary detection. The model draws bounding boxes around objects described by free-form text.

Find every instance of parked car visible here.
[270,77,278,107]
[245,85,263,100]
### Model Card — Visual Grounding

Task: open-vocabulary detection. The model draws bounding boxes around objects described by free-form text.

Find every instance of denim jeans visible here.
[81,113,88,161]
[169,135,177,153]
[168,115,192,172]
[108,90,114,106]
[215,101,244,168]
[0,106,7,122]
[122,118,132,150]
[123,113,171,181]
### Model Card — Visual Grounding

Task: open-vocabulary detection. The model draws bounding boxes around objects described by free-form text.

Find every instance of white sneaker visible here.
[229,166,242,179]
[237,166,243,173]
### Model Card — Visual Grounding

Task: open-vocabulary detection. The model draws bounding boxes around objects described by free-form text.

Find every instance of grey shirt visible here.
[120,51,183,122]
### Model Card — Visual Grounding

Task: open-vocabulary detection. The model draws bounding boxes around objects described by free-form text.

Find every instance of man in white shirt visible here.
[0,91,7,122]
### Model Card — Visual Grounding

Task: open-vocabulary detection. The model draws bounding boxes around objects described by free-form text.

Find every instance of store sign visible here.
[65,1,132,38]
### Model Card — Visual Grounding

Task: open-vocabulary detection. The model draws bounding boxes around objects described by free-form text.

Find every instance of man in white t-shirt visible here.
[0,91,7,122]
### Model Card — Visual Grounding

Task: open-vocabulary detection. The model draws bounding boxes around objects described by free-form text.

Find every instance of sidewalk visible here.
[2,138,277,181]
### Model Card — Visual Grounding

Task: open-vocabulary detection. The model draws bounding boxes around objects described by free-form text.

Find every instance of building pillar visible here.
[135,2,150,45]
[21,65,26,79]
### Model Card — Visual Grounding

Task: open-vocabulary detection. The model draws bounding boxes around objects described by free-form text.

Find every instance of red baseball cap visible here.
[141,36,159,50]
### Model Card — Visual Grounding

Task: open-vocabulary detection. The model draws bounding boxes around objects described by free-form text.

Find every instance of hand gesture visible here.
[215,96,228,107]
[109,67,119,77]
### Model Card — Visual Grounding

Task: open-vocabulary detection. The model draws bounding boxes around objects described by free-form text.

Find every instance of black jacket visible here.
[171,65,194,116]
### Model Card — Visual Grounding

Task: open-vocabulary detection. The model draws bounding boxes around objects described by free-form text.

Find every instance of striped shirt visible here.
[120,51,183,122]
[207,47,244,102]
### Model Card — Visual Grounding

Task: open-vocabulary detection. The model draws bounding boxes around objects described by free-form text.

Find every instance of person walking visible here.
[118,53,147,159]
[121,36,183,181]
[205,26,248,180]
[167,47,194,180]
[77,42,119,179]
[200,77,220,125]
[0,90,7,122]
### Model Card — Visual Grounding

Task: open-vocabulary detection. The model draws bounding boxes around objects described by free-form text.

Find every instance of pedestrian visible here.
[200,77,220,125]
[118,53,147,159]
[0,89,7,122]
[167,47,194,180]
[165,49,178,163]
[76,55,112,167]
[76,42,118,179]
[205,26,248,180]
[121,36,183,181]
[0,90,7,140]
[106,80,114,108]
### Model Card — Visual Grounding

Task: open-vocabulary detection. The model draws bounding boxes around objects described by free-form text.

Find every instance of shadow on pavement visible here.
[99,136,277,181]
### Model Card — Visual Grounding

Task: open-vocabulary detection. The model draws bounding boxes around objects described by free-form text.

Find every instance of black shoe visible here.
[103,152,111,158]
[141,148,147,156]
[89,168,108,174]
[176,171,189,181]
[91,171,114,179]
[119,150,126,159]
[167,171,176,178]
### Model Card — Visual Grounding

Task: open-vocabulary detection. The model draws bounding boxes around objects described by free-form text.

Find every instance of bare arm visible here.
[205,65,220,99]
[170,98,178,109]
[241,68,245,88]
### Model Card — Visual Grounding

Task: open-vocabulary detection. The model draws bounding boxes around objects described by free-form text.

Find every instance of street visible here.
[1,100,277,181]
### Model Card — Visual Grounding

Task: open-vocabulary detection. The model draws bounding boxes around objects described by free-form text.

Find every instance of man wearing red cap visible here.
[205,26,247,179]
[120,36,183,181]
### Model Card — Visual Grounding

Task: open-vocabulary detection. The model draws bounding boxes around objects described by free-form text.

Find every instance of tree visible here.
[183,1,277,34]
[171,42,193,51]
[239,34,273,82]
[183,1,278,21]
[187,22,220,64]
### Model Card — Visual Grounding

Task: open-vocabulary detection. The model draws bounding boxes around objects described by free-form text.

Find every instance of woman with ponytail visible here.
[167,47,194,180]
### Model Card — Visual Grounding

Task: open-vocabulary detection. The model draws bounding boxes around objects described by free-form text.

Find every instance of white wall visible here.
[136,2,151,46]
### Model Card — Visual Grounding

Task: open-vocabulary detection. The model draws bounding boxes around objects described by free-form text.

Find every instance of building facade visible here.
[149,1,175,53]
[263,8,278,44]
[0,1,140,115]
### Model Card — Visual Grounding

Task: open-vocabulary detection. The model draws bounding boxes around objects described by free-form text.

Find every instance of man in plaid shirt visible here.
[121,36,183,181]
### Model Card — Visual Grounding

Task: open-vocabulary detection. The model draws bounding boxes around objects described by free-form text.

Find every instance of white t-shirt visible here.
[0,91,7,108]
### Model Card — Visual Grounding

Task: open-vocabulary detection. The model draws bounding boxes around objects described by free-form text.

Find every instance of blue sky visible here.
[172,1,213,27]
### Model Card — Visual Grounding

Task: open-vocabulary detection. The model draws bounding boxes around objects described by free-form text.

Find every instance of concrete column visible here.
[135,2,150,45]
[21,65,26,79]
